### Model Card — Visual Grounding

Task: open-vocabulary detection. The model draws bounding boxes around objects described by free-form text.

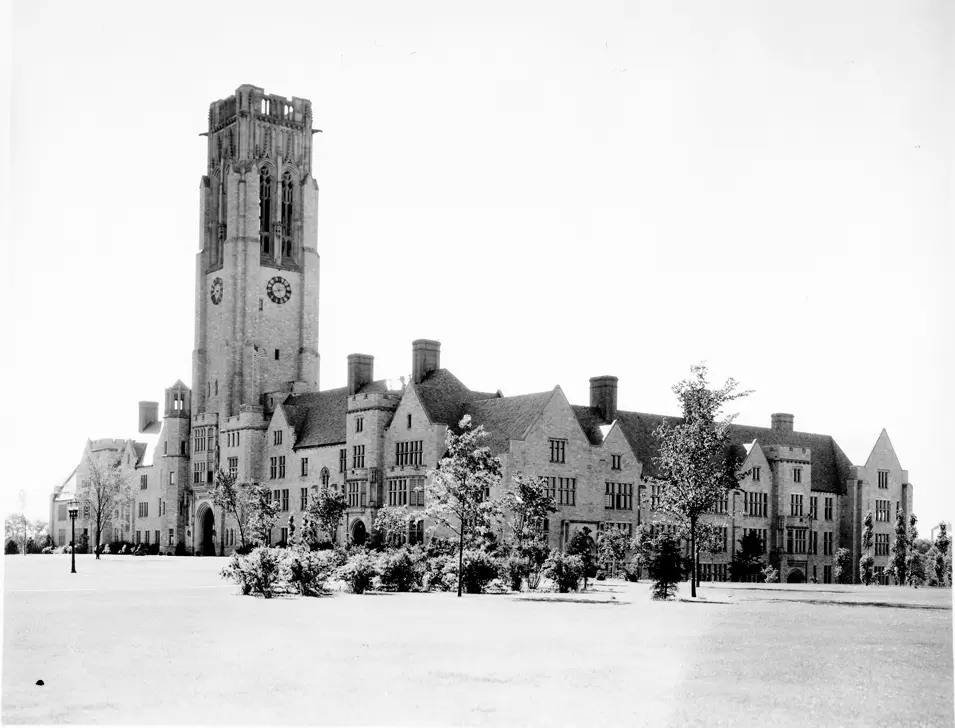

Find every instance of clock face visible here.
[210,277,223,305]
[267,276,292,304]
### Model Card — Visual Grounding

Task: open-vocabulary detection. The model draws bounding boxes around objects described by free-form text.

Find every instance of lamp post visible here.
[67,498,79,574]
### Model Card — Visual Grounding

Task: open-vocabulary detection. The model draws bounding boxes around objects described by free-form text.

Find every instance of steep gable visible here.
[463,390,554,455]
[414,368,497,427]
[570,405,606,446]
[863,429,903,472]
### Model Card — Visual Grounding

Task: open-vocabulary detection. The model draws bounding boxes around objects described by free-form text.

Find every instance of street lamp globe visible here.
[67,499,79,519]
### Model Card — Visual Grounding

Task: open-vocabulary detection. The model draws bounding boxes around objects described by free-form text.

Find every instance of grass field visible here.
[2,554,952,726]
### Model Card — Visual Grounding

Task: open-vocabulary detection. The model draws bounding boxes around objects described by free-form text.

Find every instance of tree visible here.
[906,549,926,587]
[730,530,766,582]
[933,523,950,587]
[4,513,30,555]
[648,535,683,600]
[596,527,631,576]
[78,453,133,560]
[834,547,852,584]
[421,415,503,597]
[212,469,248,550]
[499,474,557,551]
[891,510,908,586]
[287,514,296,547]
[629,524,655,581]
[244,482,279,546]
[651,363,751,597]
[860,511,874,586]
[566,528,597,590]
[304,486,348,546]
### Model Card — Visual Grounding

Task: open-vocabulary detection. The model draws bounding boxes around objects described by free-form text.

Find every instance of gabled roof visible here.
[284,387,348,448]
[613,411,853,494]
[571,406,606,446]
[414,369,498,427]
[132,442,147,465]
[463,390,554,455]
[284,379,392,449]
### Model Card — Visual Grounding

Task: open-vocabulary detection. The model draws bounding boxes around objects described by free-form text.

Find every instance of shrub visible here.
[859,554,875,586]
[336,552,378,594]
[426,537,457,558]
[503,556,530,591]
[543,551,584,593]
[377,548,422,592]
[75,542,89,555]
[234,543,255,555]
[287,548,338,596]
[42,546,54,554]
[761,565,780,584]
[220,547,290,598]
[175,541,187,556]
[5,539,19,555]
[422,553,457,592]
[148,543,160,556]
[460,549,500,594]
[622,555,642,582]
[518,539,550,590]
[648,536,683,600]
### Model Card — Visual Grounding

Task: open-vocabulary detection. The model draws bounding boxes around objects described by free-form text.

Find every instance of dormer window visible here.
[407,413,412,429]
[611,454,621,470]
[274,430,283,447]
[752,466,761,482]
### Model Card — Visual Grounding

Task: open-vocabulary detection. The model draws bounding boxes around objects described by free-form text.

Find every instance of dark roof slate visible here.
[614,411,852,494]
[284,379,393,449]
[132,442,147,465]
[463,391,554,455]
[283,387,348,449]
[571,406,606,446]
[415,369,496,427]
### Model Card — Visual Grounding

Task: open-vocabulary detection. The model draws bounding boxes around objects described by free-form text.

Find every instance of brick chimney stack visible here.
[347,354,374,396]
[412,340,441,384]
[771,413,794,433]
[590,376,618,424]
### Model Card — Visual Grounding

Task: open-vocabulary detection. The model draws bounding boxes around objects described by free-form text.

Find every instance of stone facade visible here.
[52,88,914,585]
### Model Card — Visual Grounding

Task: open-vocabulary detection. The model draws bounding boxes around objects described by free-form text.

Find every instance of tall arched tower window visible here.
[281,171,294,260]
[259,167,273,257]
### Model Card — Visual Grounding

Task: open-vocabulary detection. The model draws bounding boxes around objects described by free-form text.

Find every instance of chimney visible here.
[138,401,159,433]
[771,413,794,433]
[590,376,618,424]
[412,339,441,384]
[347,354,374,395]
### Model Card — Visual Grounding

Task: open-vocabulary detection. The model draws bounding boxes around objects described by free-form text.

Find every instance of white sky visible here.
[3,1,952,533]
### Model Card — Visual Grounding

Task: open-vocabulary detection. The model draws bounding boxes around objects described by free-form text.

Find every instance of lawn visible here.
[2,555,952,727]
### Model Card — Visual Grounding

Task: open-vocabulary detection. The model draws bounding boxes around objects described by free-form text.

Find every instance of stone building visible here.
[51,86,914,584]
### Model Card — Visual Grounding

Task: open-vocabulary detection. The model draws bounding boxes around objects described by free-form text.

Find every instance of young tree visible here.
[4,513,29,555]
[287,514,296,547]
[648,535,683,600]
[651,363,751,597]
[304,486,348,546]
[499,474,557,551]
[629,524,655,581]
[906,549,926,587]
[834,547,852,584]
[566,528,598,590]
[860,511,875,585]
[422,415,503,597]
[79,453,133,560]
[933,523,950,586]
[245,482,279,546]
[891,510,908,586]
[730,530,766,582]
[212,469,248,549]
[596,527,631,576]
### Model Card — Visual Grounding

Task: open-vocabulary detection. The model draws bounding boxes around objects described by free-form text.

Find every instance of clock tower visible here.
[192,85,320,426]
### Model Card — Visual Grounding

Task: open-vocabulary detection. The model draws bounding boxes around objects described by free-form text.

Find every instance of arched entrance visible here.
[350,519,367,546]
[787,569,805,584]
[196,504,216,556]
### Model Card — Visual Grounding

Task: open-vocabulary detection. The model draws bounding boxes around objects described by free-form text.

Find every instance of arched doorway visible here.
[787,569,805,584]
[350,519,367,546]
[196,504,216,556]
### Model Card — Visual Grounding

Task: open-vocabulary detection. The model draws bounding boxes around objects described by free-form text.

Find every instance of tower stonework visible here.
[192,84,320,428]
